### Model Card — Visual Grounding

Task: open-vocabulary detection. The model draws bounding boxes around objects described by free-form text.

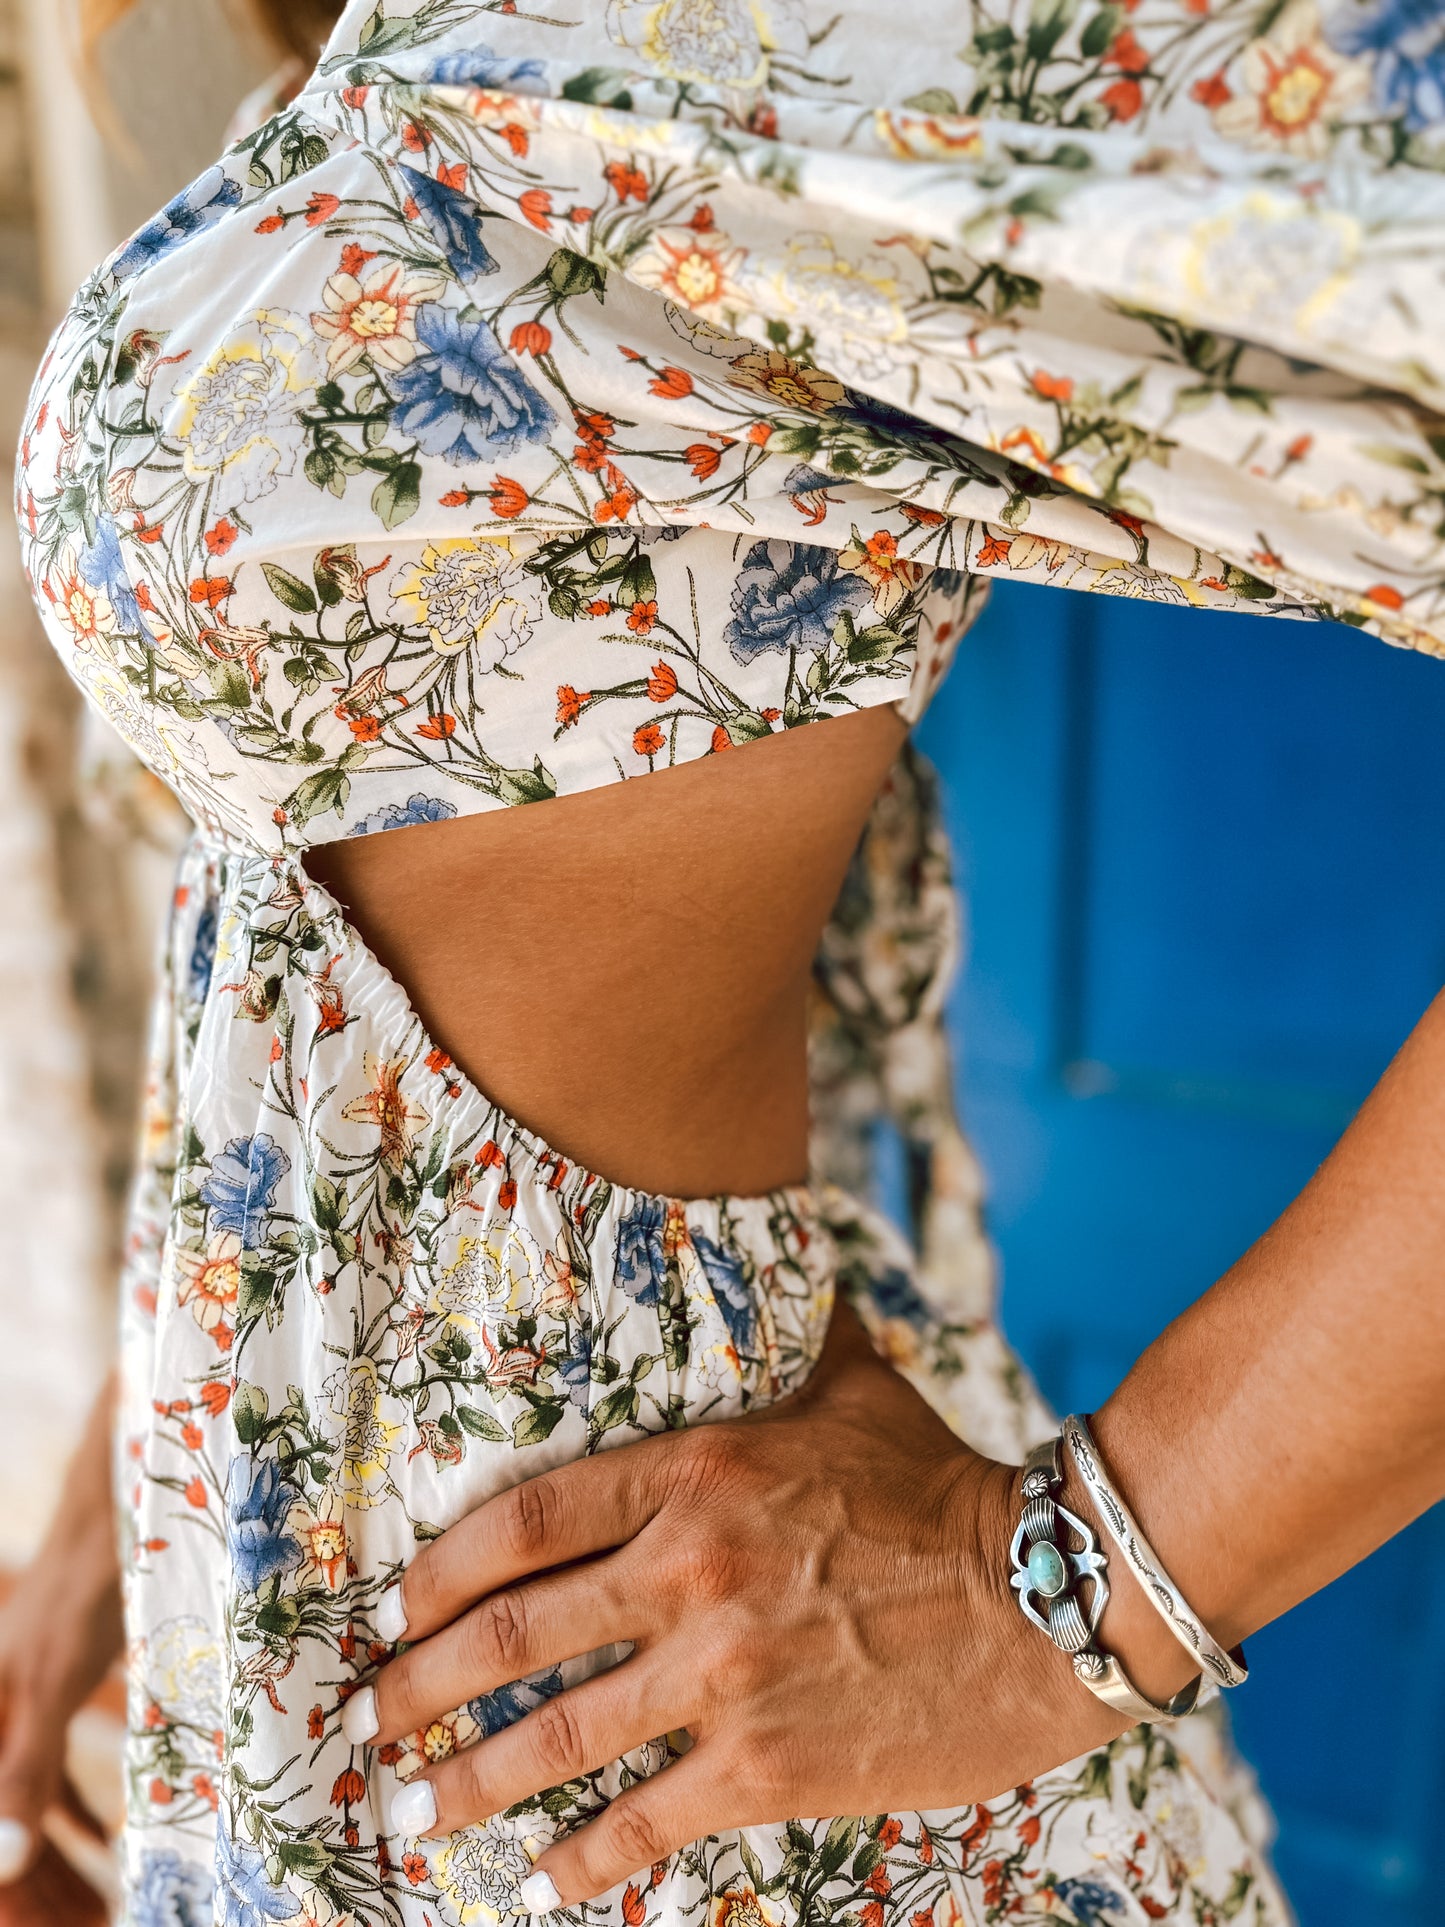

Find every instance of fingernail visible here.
[341,1685,379,1746]
[376,1584,409,1645]
[520,1870,562,1914]
[0,1819,33,1884]
[390,1779,437,1837]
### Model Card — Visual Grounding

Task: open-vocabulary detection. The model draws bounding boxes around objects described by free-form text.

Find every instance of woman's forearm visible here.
[1080,988,1445,1700]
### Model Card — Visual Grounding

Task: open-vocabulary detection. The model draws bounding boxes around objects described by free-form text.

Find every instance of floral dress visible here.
[16,0,1443,1922]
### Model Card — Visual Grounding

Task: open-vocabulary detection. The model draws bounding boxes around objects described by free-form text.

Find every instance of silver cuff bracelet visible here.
[1062,1413,1248,1692]
[1009,1435,1201,1726]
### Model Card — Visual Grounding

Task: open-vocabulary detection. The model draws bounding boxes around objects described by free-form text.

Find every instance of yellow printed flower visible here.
[727,347,844,413]
[340,1050,430,1170]
[605,0,805,88]
[1178,192,1359,336]
[175,1230,242,1338]
[311,263,445,375]
[431,1220,545,1328]
[874,109,985,160]
[427,1819,539,1927]
[762,234,907,381]
[329,1356,403,1508]
[1212,4,1369,157]
[395,1705,482,1784]
[632,226,749,323]
[171,309,320,503]
[389,539,539,667]
[714,1888,780,1927]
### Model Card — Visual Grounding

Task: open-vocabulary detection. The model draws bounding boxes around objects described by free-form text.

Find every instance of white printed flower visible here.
[1212,3,1369,157]
[431,1220,546,1328]
[389,538,540,667]
[141,1615,225,1730]
[288,1485,349,1592]
[427,1817,539,1927]
[327,1356,403,1508]
[605,0,806,88]
[170,309,321,503]
[758,233,908,382]
[311,263,445,374]
[1176,193,1360,337]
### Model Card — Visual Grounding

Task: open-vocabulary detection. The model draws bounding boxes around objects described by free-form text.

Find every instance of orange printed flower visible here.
[566,204,594,224]
[556,683,587,726]
[205,516,239,556]
[976,533,1012,568]
[518,188,553,230]
[1190,67,1232,108]
[331,1768,367,1808]
[1365,583,1404,610]
[647,660,678,701]
[622,1884,647,1927]
[184,1478,207,1509]
[255,212,285,234]
[649,365,694,400]
[509,319,552,357]
[499,1178,518,1211]
[401,121,432,151]
[838,527,921,616]
[1100,77,1144,119]
[901,503,946,526]
[710,724,732,752]
[340,241,378,276]
[498,122,530,156]
[487,476,530,517]
[415,712,457,739]
[686,443,722,478]
[308,1705,325,1739]
[436,159,467,190]
[627,599,659,634]
[878,1818,903,1849]
[402,1853,429,1886]
[189,575,233,609]
[439,488,471,507]
[587,598,612,616]
[595,483,637,524]
[1105,27,1150,72]
[341,82,369,107]
[199,1380,230,1417]
[633,721,665,758]
[746,422,772,445]
[305,191,341,226]
[192,1775,218,1811]
[604,159,649,202]
[1031,370,1074,402]
[860,1906,885,1927]
[340,1050,431,1171]
[347,714,382,741]
[149,1779,173,1806]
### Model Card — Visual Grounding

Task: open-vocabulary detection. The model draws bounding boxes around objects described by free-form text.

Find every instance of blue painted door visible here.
[914,582,1445,1927]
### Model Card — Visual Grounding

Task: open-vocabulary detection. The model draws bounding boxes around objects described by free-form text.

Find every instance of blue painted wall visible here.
[914,580,1445,1927]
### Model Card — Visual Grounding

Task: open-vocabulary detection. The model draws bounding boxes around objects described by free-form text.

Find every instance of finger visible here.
[391,1656,681,1840]
[0,1701,57,1883]
[361,1559,638,1747]
[382,1438,678,1647]
[56,1775,108,1845]
[516,1752,723,1912]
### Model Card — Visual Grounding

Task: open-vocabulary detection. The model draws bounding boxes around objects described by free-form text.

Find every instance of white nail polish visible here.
[390,1779,438,1837]
[376,1585,409,1645]
[341,1684,379,1745]
[0,1819,32,1884]
[519,1870,562,1915]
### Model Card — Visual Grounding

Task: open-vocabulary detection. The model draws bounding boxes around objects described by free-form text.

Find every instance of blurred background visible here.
[1,4,1441,1923]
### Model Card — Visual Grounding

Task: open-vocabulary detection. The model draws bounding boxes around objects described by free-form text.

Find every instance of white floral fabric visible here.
[20,0,1440,1919]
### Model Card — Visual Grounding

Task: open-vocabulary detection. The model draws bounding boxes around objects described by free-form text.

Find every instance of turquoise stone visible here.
[1027,1540,1067,1598]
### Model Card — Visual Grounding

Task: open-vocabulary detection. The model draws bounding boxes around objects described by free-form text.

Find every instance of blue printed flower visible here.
[1053,1877,1130,1926]
[870,1264,932,1333]
[215,1824,299,1927]
[79,514,144,635]
[557,1328,592,1410]
[132,1850,212,1927]
[1324,0,1445,128]
[424,45,547,91]
[723,538,870,662]
[226,1457,302,1594]
[112,165,244,281]
[694,1232,755,1350]
[468,1665,564,1737]
[615,1196,669,1307]
[399,164,499,283]
[349,792,458,837]
[187,900,218,1005]
[387,306,557,465]
[197,1133,291,1248]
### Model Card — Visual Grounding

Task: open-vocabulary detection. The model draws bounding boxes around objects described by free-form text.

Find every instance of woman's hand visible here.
[345,1307,1127,1907]
[0,1377,124,1920]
